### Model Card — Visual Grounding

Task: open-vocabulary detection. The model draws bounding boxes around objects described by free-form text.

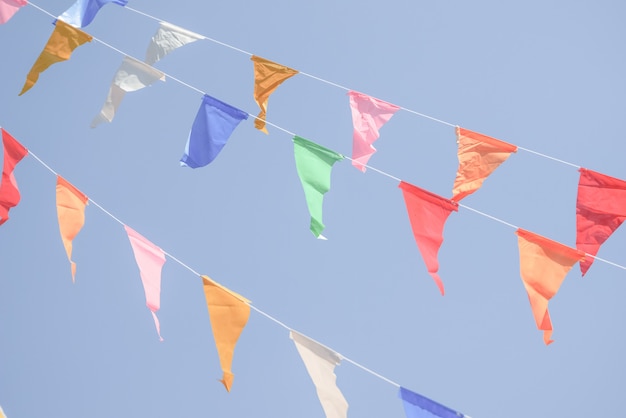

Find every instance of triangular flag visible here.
[201,275,250,392]
[180,94,248,168]
[19,20,92,95]
[576,167,626,275]
[0,0,27,24]
[516,228,584,345]
[91,56,165,127]
[251,55,298,134]
[58,0,127,28]
[145,21,204,65]
[293,136,344,238]
[399,181,458,295]
[399,387,469,418]
[56,175,88,283]
[125,225,166,342]
[290,331,348,418]
[0,404,5,418]
[347,90,400,172]
[0,128,28,226]
[451,127,517,202]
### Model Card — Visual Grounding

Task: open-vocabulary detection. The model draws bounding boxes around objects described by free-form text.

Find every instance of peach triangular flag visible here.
[56,175,88,283]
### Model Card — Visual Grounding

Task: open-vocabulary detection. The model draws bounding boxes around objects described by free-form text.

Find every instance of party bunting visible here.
[399,387,469,418]
[290,331,348,418]
[347,90,400,172]
[451,127,517,202]
[19,20,92,96]
[201,275,250,392]
[56,175,88,283]
[0,128,28,226]
[91,56,166,127]
[251,55,298,134]
[399,181,458,295]
[57,0,128,28]
[0,404,5,418]
[292,136,344,239]
[516,228,584,345]
[0,0,27,24]
[575,168,626,276]
[180,94,248,168]
[145,21,204,65]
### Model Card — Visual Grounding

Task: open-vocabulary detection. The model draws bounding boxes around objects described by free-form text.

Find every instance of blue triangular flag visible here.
[58,0,128,28]
[399,387,469,418]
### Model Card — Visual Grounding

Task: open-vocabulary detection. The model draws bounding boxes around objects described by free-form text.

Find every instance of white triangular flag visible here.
[145,21,204,65]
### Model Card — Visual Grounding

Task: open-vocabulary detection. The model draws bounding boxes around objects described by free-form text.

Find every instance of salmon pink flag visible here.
[0,0,27,24]
[399,181,458,295]
[348,91,400,172]
[56,176,88,283]
[452,127,517,202]
[516,228,585,345]
[576,168,626,275]
[0,128,28,226]
[125,225,166,342]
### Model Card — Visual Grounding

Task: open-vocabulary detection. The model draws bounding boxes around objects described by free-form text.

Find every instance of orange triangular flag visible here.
[515,229,584,345]
[451,127,517,202]
[56,175,88,283]
[201,275,250,392]
[251,55,298,134]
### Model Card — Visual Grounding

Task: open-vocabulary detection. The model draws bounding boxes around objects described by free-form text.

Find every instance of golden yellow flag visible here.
[56,175,88,283]
[19,20,92,96]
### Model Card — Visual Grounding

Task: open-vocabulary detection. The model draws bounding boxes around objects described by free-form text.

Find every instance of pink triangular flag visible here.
[0,0,27,25]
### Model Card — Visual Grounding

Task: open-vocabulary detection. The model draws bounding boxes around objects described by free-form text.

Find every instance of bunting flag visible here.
[290,331,348,418]
[180,94,248,168]
[201,275,250,392]
[399,387,469,418]
[251,55,298,134]
[56,175,88,283]
[0,404,5,418]
[575,168,626,276]
[347,90,400,172]
[292,136,344,239]
[0,0,27,24]
[451,127,517,202]
[399,181,458,295]
[0,128,28,226]
[91,56,166,127]
[19,20,92,96]
[516,228,585,345]
[57,0,128,28]
[145,21,204,65]
[125,225,166,342]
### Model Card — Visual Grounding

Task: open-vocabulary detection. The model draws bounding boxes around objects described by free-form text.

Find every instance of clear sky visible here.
[1,1,625,417]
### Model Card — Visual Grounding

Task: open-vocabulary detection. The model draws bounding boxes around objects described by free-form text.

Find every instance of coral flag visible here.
[0,128,28,226]
[516,228,584,345]
[251,55,298,134]
[290,331,348,418]
[201,275,250,392]
[576,168,626,275]
[91,56,166,127]
[56,175,88,283]
[452,127,517,202]
[19,20,92,96]
[180,94,248,168]
[399,181,458,295]
[145,21,204,65]
[293,136,344,239]
[58,0,127,28]
[0,0,27,24]
[399,387,469,418]
[125,225,166,342]
[347,90,400,172]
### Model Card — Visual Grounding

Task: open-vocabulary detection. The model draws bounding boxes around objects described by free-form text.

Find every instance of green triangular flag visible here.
[293,136,344,238]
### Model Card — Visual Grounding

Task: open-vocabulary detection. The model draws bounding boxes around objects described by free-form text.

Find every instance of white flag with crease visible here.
[145,21,204,65]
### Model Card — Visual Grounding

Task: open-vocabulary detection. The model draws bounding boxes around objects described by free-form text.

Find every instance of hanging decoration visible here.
[57,0,128,28]
[399,387,469,418]
[0,128,28,226]
[0,0,26,24]
[144,21,204,65]
[55,175,88,283]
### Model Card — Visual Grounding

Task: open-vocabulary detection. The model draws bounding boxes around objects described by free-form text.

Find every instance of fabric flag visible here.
[290,331,348,418]
[0,404,5,418]
[58,0,128,28]
[125,225,166,342]
[251,55,298,134]
[180,94,248,168]
[576,167,626,276]
[399,181,458,295]
[0,0,27,24]
[516,228,584,345]
[293,136,344,239]
[452,127,517,202]
[0,128,28,226]
[399,387,469,418]
[201,275,250,392]
[91,56,165,127]
[145,21,204,65]
[347,90,400,172]
[19,20,92,96]
[56,176,88,283]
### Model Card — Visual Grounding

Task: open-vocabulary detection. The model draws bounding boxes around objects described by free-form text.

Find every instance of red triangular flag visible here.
[0,128,28,225]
